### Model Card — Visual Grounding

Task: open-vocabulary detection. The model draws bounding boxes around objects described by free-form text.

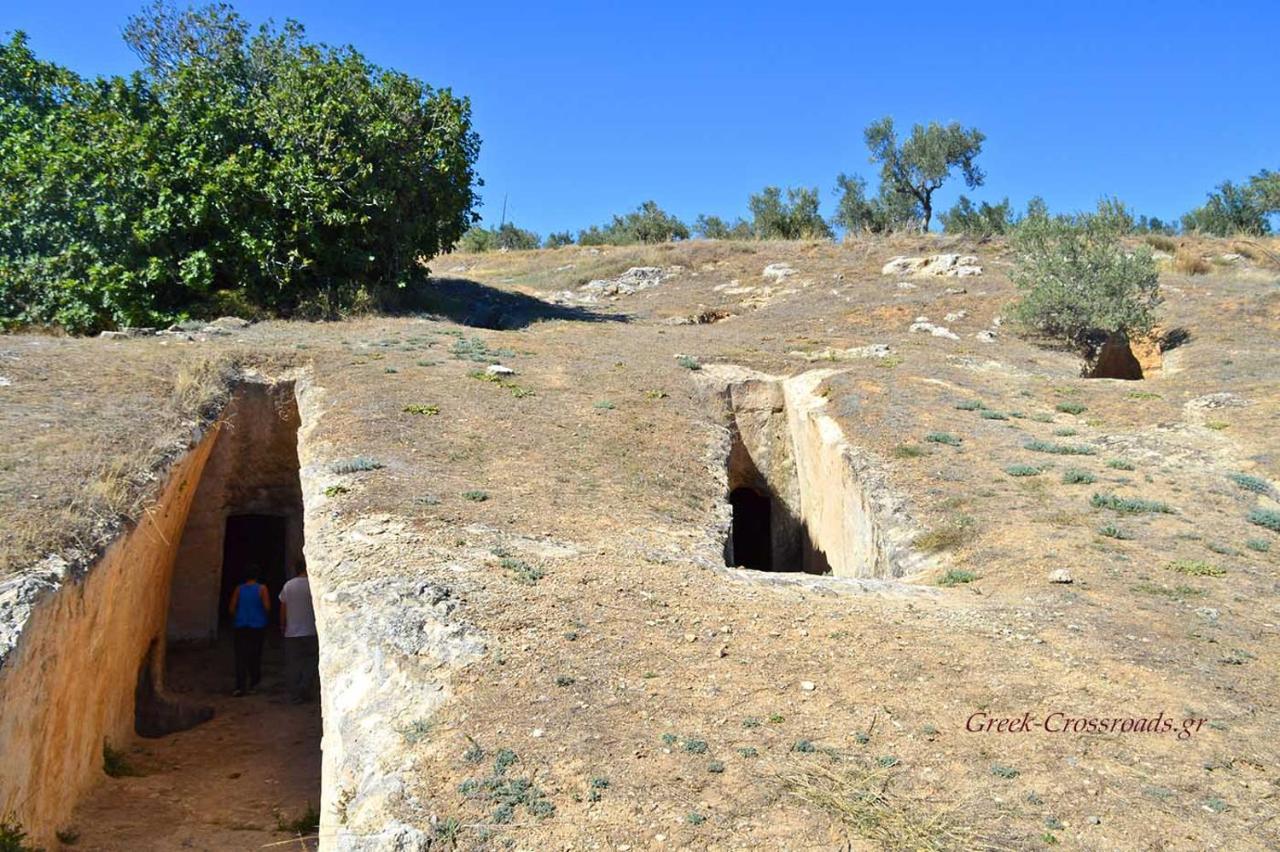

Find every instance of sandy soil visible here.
[65,638,321,851]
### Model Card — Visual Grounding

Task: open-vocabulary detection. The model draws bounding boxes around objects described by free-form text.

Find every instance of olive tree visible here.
[748,186,832,240]
[864,116,985,231]
[1010,201,1160,350]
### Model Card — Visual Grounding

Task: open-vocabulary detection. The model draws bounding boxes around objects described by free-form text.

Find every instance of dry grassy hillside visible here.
[1,234,1278,850]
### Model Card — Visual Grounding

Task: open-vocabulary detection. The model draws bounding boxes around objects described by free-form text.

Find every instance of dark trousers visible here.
[285,635,319,701]
[234,627,266,692]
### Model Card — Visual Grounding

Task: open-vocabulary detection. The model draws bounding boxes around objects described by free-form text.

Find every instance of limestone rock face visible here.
[550,266,681,304]
[881,254,983,277]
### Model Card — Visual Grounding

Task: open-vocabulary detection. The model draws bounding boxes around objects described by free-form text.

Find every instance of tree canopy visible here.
[0,3,480,333]
[863,116,985,232]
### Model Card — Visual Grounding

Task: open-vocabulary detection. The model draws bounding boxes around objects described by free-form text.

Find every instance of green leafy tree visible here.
[694,214,752,240]
[748,186,832,240]
[1010,200,1161,348]
[939,196,1014,237]
[863,116,985,231]
[576,225,607,246]
[1182,179,1271,236]
[0,4,480,333]
[832,173,918,234]
[577,201,688,245]
[544,231,574,248]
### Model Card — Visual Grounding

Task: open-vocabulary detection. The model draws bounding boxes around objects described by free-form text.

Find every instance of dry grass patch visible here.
[783,759,1008,851]
[1173,249,1210,275]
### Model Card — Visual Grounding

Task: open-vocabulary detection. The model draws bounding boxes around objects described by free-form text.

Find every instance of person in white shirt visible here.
[279,561,318,704]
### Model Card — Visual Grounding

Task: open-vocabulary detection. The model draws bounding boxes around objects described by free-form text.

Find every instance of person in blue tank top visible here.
[228,566,271,696]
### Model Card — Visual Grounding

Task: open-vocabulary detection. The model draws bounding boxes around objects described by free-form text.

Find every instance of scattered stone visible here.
[1048,569,1073,584]
[944,287,967,295]
[1195,607,1220,622]
[800,681,816,692]
[485,365,516,377]
[99,331,130,340]
[882,254,982,278]
[0,376,10,387]
[208,316,251,330]
[1088,816,1101,826]
[790,344,892,362]
[531,728,544,738]
[684,633,697,643]
[944,310,968,322]
[552,266,680,304]
[975,330,998,343]
[896,281,917,290]
[762,262,796,281]
[1219,253,1242,262]
[908,318,959,340]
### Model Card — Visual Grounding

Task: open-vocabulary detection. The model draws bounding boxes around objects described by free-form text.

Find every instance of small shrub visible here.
[955,400,987,411]
[893,444,926,459]
[403,404,440,416]
[463,738,485,764]
[925,432,961,446]
[1062,469,1095,484]
[593,400,616,410]
[331,457,384,474]
[708,760,725,774]
[686,812,706,826]
[554,674,575,687]
[323,485,350,497]
[742,717,761,729]
[737,747,759,758]
[1245,538,1270,552]
[1247,508,1280,533]
[1144,234,1177,252]
[979,410,1008,420]
[276,802,321,836]
[877,755,900,768]
[1025,439,1096,456]
[103,742,140,778]
[0,819,36,852]
[792,740,817,753]
[462,490,489,502]
[1005,464,1041,477]
[1030,412,1054,423]
[676,355,701,371]
[585,776,610,802]
[56,828,80,845]
[991,764,1019,779]
[938,569,977,586]
[914,516,976,552]
[682,738,709,755]
[1055,402,1087,415]
[499,557,544,584]
[1052,428,1077,436]
[1091,493,1172,514]
[1229,473,1270,494]
[1107,458,1135,470]
[400,719,433,744]
[1167,559,1225,577]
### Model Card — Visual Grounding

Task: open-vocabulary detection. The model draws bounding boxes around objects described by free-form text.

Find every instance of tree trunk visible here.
[921,200,932,232]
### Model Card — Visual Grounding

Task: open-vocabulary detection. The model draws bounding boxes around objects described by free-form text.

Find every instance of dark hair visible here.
[243,564,261,582]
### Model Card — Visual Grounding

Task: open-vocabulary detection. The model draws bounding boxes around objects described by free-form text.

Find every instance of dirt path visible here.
[66,638,321,851]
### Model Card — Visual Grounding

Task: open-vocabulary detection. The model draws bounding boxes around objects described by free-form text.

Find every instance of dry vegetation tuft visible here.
[783,759,1009,851]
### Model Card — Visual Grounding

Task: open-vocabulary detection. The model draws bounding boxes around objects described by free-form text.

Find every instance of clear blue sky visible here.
[9,1,1279,235]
